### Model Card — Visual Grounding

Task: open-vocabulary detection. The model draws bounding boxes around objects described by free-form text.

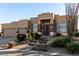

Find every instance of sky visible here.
[0,3,65,24]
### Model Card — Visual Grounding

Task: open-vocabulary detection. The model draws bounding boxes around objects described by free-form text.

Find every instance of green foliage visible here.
[51,37,72,48]
[63,37,72,43]
[28,32,41,42]
[74,32,79,37]
[28,32,33,42]
[54,33,62,37]
[17,34,26,42]
[34,32,41,40]
[66,42,79,53]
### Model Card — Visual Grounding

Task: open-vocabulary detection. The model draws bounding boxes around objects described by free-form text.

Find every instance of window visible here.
[32,24,38,30]
[57,22,67,32]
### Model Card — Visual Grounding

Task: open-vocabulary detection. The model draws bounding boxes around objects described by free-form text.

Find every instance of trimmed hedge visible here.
[66,42,79,53]
[51,37,72,48]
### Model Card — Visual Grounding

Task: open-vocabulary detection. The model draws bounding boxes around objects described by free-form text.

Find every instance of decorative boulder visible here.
[7,41,16,48]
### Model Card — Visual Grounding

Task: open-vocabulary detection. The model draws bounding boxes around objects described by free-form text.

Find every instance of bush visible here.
[28,32,41,41]
[74,32,79,37]
[34,32,41,40]
[17,34,26,42]
[66,42,79,53]
[51,37,72,48]
[63,37,72,43]
[54,33,62,37]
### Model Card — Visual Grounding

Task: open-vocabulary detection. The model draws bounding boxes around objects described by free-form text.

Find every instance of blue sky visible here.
[0,3,65,24]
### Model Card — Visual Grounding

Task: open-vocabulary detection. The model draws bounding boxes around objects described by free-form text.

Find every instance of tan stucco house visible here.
[1,12,77,37]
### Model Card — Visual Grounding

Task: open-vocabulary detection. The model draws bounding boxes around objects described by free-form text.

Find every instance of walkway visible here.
[0,44,71,56]
[0,37,78,56]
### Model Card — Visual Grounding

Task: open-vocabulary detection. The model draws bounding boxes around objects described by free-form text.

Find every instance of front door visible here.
[43,24,50,36]
[41,19,50,36]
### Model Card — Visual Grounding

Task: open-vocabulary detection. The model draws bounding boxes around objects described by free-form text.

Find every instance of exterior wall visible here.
[30,17,39,32]
[38,13,54,34]
[1,13,68,37]
[55,15,67,33]
[2,19,28,37]
[30,13,54,36]
[19,28,27,34]
[30,13,67,36]
[0,24,2,33]
[57,22,67,32]
[38,13,54,24]
[3,28,18,37]
[2,19,28,29]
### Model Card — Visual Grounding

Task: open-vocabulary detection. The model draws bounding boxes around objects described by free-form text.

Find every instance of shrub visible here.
[63,37,72,43]
[34,32,41,40]
[17,34,26,42]
[51,37,72,48]
[54,33,62,37]
[28,32,33,42]
[74,32,79,37]
[66,42,79,53]
[28,32,41,41]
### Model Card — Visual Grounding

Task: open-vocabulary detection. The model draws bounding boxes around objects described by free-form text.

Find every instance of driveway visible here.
[0,37,16,45]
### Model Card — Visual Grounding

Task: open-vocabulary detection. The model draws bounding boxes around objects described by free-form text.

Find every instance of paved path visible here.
[0,49,70,56]
[0,45,71,56]
[0,37,16,45]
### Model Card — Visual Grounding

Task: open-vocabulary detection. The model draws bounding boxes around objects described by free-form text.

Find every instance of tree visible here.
[53,15,57,36]
[65,3,79,38]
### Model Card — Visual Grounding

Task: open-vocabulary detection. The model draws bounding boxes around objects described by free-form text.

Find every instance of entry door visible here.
[41,19,50,36]
[43,23,50,36]
[45,24,50,36]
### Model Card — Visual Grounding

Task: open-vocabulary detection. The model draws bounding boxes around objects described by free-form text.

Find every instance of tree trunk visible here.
[65,3,79,39]
[53,15,57,36]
